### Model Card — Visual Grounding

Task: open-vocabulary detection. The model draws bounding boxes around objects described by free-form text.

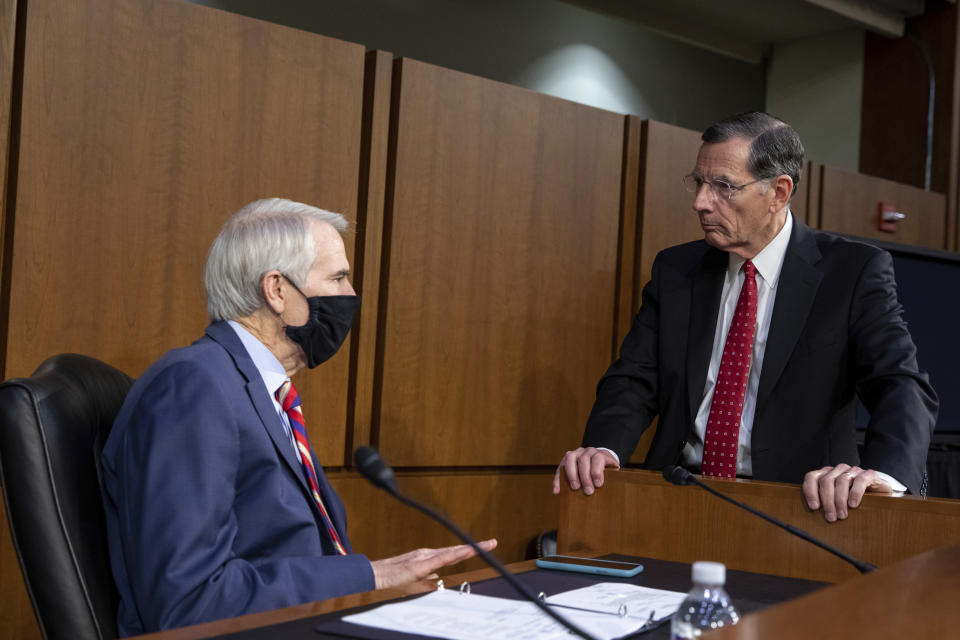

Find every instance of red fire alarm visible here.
[877,202,904,233]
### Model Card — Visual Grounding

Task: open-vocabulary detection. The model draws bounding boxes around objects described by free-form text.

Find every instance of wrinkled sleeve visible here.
[850,250,938,494]
[582,259,662,463]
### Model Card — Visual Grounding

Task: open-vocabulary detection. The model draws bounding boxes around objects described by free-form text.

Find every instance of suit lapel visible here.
[686,249,727,424]
[755,221,823,418]
[204,323,317,515]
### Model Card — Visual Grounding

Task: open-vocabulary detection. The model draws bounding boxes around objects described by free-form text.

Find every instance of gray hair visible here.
[701,111,804,196]
[203,198,348,322]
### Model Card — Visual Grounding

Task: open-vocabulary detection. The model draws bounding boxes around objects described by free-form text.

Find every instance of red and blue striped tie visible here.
[276,380,347,555]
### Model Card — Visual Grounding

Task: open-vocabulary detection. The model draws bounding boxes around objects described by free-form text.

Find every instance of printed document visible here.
[342,582,686,640]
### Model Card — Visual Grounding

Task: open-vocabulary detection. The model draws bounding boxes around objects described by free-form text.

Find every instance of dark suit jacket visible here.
[583,218,938,494]
[101,322,374,637]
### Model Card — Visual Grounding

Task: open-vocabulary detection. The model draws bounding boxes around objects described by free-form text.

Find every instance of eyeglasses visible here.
[682,173,766,201]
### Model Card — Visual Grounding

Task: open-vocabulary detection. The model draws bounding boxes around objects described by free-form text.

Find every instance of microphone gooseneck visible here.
[353,447,600,640]
[661,465,876,574]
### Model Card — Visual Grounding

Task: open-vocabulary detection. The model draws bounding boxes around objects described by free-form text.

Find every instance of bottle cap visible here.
[692,561,726,585]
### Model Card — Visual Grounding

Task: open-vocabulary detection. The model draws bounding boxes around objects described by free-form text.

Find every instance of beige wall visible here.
[189,0,767,131]
[766,29,865,172]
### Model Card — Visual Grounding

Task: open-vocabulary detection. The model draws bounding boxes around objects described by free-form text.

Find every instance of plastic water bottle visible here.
[671,561,740,639]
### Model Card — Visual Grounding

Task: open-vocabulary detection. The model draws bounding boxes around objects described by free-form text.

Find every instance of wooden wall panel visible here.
[790,160,810,227]
[636,120,703,289]
[0,0,16,371]
[375,59,624,467]
[860,3,956,195]
[331,470,557,572]
[860,4,958,252]
[1,3,32,638]
[804,161,822,228]
[2,0,366,465]
[559,470,960,584]
[348,50,394,462]
[627,120,703,466]
[613,115,642,351]
[0,4,368,638]
[820,166,947,249]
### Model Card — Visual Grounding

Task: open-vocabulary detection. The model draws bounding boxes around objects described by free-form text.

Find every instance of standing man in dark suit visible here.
[102,198,496,636]
[553,112,937,522]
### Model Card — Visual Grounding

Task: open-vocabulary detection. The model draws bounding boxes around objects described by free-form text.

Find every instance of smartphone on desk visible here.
[535,555,644,577]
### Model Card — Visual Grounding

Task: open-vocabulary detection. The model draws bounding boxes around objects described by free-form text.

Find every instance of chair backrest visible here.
[0,354,133,640]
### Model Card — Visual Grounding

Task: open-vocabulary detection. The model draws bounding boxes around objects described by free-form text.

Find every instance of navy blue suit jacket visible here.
[101,322,374,636]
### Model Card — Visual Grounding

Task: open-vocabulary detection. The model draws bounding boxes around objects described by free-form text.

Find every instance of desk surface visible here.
[131,467,960,639]
[132,554,825,640]
[131,563,535,640]
[132,545,960,639]
[705,543,960,639]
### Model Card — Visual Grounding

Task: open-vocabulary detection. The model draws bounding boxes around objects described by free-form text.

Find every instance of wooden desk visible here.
[133,472,960,638]
[558,469,960,582]
[132,555,825,640]
[705,544,960,639]
[131,546,960,640]
[130,563,535,640]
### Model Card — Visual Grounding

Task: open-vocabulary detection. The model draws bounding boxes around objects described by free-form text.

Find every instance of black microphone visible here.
[664,464,694,487]
[662,465,876,574]
[353,446,599,640]
[353,445,396,491]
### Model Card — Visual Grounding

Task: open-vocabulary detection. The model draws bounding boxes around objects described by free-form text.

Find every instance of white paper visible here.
[545,582,687,624]
[342,582,687,640]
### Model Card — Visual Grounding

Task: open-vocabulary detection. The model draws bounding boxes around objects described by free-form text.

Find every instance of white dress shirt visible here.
[227,320,298,453]
[681,213,794,475]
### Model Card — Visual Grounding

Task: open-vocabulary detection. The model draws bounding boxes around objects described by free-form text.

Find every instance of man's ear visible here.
[769,174,794,212]
[261,270,288,315]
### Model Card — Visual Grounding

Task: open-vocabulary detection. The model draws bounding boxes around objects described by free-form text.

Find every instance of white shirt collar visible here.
[726,210,793,288]
[227,320,289,398]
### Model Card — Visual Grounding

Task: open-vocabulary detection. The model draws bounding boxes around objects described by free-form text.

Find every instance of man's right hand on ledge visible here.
[552,447,620,496]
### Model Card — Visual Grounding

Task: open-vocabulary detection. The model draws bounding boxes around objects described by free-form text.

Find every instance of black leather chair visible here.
[0,354,133,640]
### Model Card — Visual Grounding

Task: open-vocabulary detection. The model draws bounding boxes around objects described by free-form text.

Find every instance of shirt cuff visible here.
[873,470,907,493]
[596,447,621,466]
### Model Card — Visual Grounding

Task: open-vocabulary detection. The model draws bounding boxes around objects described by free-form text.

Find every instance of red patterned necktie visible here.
[702,260,758,479]
[276,380,347,555]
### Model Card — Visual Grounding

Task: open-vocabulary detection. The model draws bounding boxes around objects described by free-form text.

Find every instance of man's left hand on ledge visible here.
[802,464,894,522]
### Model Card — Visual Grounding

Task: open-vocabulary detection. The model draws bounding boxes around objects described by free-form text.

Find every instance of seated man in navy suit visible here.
[102,198,496,636]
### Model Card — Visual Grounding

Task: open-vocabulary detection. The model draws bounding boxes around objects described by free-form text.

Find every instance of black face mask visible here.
[285,294,361,368]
